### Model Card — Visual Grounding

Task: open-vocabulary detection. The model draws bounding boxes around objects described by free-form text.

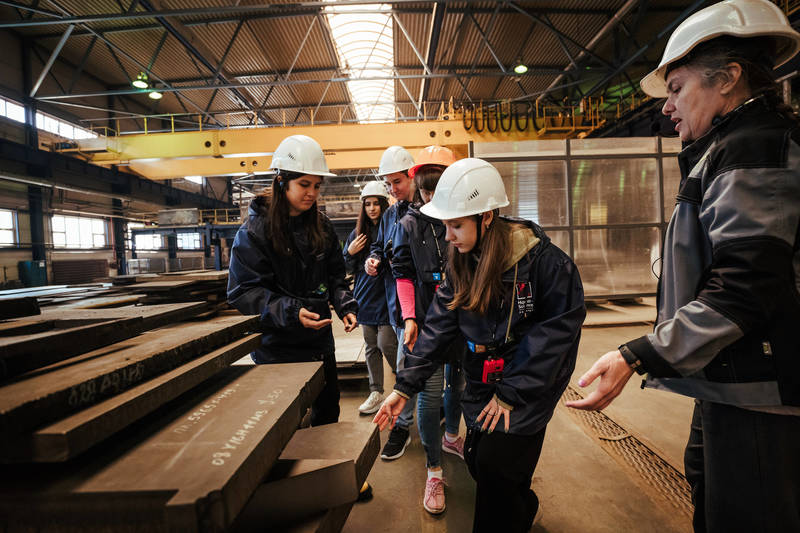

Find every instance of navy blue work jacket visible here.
[227,197,357,363]
[395,219,586,435]
[343,222,390,326]
[368,200,410,327]
[391,204,447,325]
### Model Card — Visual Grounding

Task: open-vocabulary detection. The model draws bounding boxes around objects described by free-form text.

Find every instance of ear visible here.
[482,211,494,228]
[719,62,744,95]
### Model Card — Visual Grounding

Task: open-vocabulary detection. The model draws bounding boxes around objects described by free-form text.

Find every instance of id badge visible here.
[432,272,442,281]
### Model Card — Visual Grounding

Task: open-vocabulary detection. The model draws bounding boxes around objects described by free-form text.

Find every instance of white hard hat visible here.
[420,158,509,220]
[377,146,415,177]
[269,134,336,177]
[360,180,390,200]
[641,0,800,98]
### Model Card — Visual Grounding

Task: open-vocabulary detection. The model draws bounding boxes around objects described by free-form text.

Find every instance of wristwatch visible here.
[619,344,646,375]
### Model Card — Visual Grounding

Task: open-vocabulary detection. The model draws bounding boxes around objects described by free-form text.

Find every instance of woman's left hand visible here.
[342,313,358,333]
[476,396,510,433]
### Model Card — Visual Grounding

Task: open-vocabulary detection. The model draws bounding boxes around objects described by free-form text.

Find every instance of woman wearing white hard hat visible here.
[343,181,398,415]
[374,158,586,532]
[228,134,358,427]
[567,1,800,531]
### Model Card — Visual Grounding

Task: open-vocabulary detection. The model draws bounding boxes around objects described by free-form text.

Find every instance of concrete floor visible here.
[332,302,695,533]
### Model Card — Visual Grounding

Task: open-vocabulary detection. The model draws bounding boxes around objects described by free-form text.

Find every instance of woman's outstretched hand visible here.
[565,350,634,411]
[476,396,511,433]
[373,391,408,431]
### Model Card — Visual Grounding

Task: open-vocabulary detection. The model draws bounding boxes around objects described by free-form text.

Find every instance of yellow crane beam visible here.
[63,118,588,180]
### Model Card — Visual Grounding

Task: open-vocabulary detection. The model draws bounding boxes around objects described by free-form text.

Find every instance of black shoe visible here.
[380,426,411,460]
[357,482,373,502]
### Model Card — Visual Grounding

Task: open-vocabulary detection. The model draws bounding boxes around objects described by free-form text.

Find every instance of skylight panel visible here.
[324,3,395,123]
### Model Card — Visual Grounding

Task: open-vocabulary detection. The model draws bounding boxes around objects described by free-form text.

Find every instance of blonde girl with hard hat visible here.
[567,1,800,531]
[365,145,420,461]
[227,134,358,427]
[343,180,398,415]
[375,158,585,532]
[390,145,464,514]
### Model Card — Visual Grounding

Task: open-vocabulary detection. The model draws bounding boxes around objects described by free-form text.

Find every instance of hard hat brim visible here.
[420,199,510,221]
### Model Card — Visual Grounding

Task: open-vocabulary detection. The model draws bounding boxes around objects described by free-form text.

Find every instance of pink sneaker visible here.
[423,477,446,514]
[441,435,464,459]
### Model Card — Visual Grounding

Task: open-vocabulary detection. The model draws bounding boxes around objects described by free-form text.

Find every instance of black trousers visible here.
[310,351,340,426]
[464,425,547,533]
[684,400,800,533]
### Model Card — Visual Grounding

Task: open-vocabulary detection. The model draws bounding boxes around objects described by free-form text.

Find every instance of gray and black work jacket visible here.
[623,96,800,408]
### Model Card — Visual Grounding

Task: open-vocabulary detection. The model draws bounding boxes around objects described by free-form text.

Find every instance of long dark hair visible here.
[355,195,389,237]
[446,212,510,315]
[257,171,327,256]
[667,35,800,125]
[353,195,389,264]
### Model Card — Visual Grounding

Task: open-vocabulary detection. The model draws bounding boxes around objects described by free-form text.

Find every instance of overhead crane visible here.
[53,108,603,181]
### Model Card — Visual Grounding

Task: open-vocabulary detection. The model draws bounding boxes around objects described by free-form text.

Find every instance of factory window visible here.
[51,214,107,248]
[177,232,201,250]
[0,209,17,246]
[134,233,164,250]
[0,96,25,123]
[35,111,97,140]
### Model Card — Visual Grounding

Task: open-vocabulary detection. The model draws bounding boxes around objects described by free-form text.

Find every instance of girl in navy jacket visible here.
[343,181,397,415]
[228,135,357,426]
[375,158,585,532]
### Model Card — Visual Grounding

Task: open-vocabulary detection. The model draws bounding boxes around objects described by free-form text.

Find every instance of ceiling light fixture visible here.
[148,90,163,100]
[132,72,149,89]
[514,62,528,75]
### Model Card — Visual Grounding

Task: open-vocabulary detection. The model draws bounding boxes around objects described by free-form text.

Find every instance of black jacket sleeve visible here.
[325,221,358,319]
[495,250,586,408]
[227,224,303,328]
[390,216,417,280]
[394,280,461,396]
[342,229,359,275]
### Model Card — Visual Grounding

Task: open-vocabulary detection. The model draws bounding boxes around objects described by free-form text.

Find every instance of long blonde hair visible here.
[446,213,510,315]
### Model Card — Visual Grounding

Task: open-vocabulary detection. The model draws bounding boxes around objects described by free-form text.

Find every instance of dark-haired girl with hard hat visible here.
[567,1,800,530]
[228,134,358,427]
[343,180,397,415]
[375,158,585,532]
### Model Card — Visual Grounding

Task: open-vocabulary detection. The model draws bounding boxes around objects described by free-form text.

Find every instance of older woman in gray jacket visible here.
[568,1,800,532]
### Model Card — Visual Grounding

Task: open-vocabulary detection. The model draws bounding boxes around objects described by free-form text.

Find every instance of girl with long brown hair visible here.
[374,158,585,532]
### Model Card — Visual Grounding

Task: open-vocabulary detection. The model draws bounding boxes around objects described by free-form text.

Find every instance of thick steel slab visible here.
[0,296,40,319]
[233,422,380,532]
[40,302,209,329]
[1,334,263,463]
[0,316,145,380]
[0,315,258,436]
[0,362,324,533]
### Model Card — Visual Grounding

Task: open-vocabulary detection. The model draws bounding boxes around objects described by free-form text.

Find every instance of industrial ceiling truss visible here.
[0,0,736,135]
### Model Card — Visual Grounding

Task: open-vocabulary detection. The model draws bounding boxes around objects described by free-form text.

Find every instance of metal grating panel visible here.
[561,386,693,518]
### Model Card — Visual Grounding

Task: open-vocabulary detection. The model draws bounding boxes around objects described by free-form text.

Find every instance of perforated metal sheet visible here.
[562,386,693,517]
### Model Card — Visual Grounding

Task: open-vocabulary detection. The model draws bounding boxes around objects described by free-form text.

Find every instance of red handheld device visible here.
[482,357,504,384]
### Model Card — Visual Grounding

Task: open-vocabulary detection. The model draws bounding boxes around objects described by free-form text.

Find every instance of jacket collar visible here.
[678,94,770,176]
